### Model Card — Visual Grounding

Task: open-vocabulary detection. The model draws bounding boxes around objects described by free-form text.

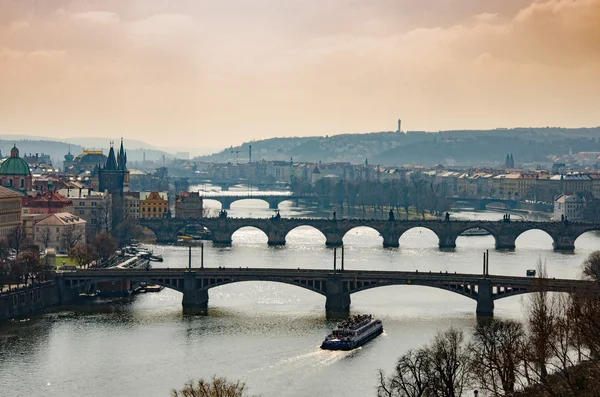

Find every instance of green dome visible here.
[0,146,31,176]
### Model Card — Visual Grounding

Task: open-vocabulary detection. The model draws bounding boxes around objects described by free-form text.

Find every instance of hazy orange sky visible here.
[1,0,599,149]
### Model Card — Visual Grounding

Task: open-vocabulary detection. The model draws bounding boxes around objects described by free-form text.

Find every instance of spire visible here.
[105,141,118,171]
[118,137,127,171]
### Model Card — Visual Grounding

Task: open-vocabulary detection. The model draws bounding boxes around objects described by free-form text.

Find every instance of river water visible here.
[1,189,599,397]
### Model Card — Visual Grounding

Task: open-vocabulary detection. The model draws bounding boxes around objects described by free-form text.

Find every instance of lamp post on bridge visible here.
[187,243,205,270]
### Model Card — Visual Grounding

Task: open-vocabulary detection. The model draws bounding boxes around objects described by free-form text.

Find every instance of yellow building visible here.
[140,191,169,219]
[0,186,22,240]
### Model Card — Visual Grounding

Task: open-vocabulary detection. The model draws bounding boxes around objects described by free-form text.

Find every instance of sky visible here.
[0,0,599,150]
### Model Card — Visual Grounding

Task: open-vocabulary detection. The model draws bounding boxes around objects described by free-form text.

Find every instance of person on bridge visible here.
[389,209,395,221]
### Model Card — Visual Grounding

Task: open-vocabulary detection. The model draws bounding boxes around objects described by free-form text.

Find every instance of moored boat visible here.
[321,314,383,350]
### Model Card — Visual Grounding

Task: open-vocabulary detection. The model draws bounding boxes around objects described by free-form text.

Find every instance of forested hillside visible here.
[198,127,600,166]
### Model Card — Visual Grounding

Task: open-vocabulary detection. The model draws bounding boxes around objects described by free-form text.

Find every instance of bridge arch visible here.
[231,226,269,244]
[229,198,271,209]
[399,226,440,248]
[64,277,185,293]
[342,226,384,247]
[455,226,498,248]
[515,228,554,250]
[284,225,327,245]
[203,278,327,296]
[351,279,477,300]
[574,229,600,249]
[202,198,224,210]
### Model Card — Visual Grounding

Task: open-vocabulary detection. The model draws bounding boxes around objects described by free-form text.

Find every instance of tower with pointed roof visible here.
[63,145,75,171]
[98,139,130,195]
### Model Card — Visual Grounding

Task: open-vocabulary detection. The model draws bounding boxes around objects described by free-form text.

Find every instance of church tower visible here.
[98,139,130,195]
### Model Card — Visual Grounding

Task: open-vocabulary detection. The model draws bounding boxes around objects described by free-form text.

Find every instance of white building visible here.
[554,194,585,221]
[34,212,87,253]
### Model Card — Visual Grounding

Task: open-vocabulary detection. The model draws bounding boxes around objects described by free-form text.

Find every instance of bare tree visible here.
[582,251,600,281]
[523,259,556,383]
[471,318,526,396]
[8,225,29,255]
[62,224,84,252]
[89,232,117,265]
[69,244,92,268]
[428,328,473,397]
[38,227,52,249]
[378,348,431,397]
[171,376,249,397]
[379,328,472,397]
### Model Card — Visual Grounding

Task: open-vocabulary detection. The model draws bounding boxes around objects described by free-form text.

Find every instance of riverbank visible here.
[0,282,60,322]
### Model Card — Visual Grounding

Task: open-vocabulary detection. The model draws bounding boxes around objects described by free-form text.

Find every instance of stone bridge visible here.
[55,268,599,316]
[139,217,600,251]
[201,194,322,210]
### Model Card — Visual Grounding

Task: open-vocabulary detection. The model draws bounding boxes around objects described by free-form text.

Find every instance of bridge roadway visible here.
[201,194,322,210]
[56,268,599,317]
[139,217,600,251]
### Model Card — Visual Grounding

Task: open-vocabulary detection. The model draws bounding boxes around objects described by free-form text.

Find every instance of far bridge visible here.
[447,197,518,211]
[55,268,599,317]
[139,217,600,251]
[201,193,324,210]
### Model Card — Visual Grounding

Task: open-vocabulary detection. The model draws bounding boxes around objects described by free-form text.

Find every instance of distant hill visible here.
[197,127,600,166]
[0,136,171,167]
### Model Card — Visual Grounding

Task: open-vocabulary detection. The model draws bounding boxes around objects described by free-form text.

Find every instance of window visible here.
[80,210,85,215]
[56,228,59,232]
[20,179,24,188]
[80,202,85,206]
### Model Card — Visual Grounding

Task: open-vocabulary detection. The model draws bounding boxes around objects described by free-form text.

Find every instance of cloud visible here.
[0,0,599,146]
[72,11,120,24]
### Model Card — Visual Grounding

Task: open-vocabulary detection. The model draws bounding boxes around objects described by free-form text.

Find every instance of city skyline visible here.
[1,0,599,148]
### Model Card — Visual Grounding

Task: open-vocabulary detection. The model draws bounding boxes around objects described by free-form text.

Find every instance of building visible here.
[0,145,33,191]
[175,191,203,218]
[0,186,22,241]
[22,191,74,215]
[140,191,169,219]
[98,139,130,196]
[68,149,107,174]
[123,192,140,219]
[554,194,585,221]
[33,212,86,253]
[57,188,112,234]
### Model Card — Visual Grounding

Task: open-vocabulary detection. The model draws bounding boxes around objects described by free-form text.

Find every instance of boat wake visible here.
[247,348,354,378]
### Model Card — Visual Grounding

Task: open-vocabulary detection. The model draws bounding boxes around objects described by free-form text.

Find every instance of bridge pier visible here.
[438,233,457,249]
[325,276,351,314]
[553,236,576,252]
[212,231,233,246]
[266,199,280,210]
[382,232,400,248]
[55,277,82,305]
[325,234,343,247]
[476,280,494,317]
[495,234,516,250]
[220,200,232,210]
[182,272,209,312]
[267,231,286,246]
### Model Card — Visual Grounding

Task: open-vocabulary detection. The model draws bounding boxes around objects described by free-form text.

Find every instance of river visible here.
[1,189,598,397]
